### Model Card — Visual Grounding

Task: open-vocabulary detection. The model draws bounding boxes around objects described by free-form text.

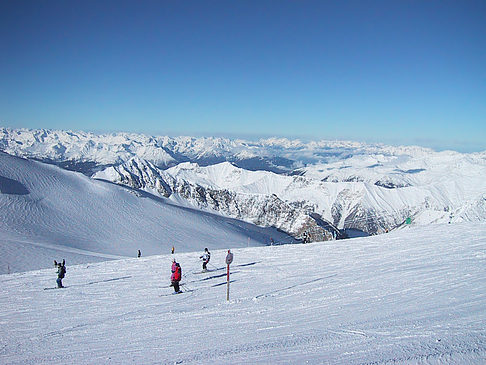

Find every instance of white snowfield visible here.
[1,222,485,364]
[0,152,293,274]
[163,159,486,227]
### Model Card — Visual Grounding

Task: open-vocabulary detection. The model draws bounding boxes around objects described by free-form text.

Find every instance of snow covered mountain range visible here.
[1,127,485,245]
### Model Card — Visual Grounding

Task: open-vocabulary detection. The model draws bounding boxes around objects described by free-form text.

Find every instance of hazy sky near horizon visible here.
[1,0,485,152]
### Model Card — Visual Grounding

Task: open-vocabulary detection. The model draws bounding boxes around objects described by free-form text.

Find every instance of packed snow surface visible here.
[1,222,485,364]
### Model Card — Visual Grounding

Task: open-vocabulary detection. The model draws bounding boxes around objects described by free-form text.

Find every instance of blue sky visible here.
[1,0,485,152]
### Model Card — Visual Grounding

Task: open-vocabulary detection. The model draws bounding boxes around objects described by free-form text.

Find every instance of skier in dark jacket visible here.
[200,248,211,272]
[54,259,66,288]
[170,259,182,293]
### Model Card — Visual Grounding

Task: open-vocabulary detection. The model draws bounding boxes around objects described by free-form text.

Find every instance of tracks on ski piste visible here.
[186,261,259,287]
[84,275,132,286]
[169,327,372,365]
[44,287,193,340]
[188,271,239,288]
[193,261,260,274]
[43,275,132,291]
[253,273,338,300]
[211,280,236,287]
[200,272,233,281]
[171,329,486,365]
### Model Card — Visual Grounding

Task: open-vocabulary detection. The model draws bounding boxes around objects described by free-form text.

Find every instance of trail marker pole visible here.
[226,264,230,301]
[225,250,233,301]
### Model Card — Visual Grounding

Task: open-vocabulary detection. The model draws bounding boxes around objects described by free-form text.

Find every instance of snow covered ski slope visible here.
[1,222,485,364]
[0,152,294,274]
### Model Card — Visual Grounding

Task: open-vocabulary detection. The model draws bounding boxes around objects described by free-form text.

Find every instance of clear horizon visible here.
[1,1,485,153]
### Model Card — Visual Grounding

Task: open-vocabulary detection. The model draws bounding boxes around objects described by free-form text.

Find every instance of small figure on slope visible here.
[200,248,211,272]
[137,249,141,258]
[54,259,66,288]
[170,258,182,294]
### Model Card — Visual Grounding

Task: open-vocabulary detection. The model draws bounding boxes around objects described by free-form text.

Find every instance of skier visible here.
[200,248,211,272]
[170,259,182,293]
[54,259,66,288]
[137,249,141,258]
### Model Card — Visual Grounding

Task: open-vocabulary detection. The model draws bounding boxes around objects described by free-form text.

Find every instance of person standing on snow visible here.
[170,259,182,293]
[54,259,66,288]
[200,248,211,272]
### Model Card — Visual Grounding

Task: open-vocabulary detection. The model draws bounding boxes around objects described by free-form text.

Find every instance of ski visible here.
[159,289,192,297]
[192,270,213,274]
[44,286,67,290]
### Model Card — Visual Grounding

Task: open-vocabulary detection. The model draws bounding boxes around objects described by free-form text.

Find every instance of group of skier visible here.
[54,247,223,294]
[170,247,211,294]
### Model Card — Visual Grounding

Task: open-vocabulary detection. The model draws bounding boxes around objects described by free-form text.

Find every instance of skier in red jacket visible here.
[170,259,182,294]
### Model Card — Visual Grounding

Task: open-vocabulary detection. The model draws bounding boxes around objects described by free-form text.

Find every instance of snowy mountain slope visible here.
[95,158,486,238]
[165,153,485,228]
[0,152,295,274]
[94,159,342,242]
[2,127,485,238]
[1,222,485,364]
[301,149,486,188]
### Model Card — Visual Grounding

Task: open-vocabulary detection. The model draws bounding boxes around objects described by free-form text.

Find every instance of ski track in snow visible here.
[0,223,485,364]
